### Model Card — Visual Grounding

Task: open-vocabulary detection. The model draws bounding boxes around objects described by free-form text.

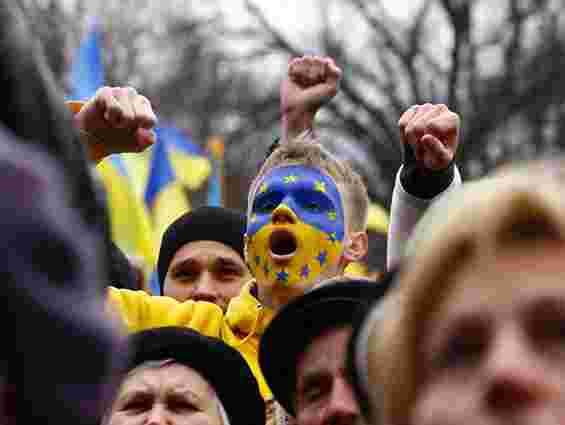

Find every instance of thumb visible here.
[135,128,156,152]
[421,134,453,170]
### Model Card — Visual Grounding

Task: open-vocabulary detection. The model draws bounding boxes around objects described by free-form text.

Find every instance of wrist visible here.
[79,129,107,163]
[400,161,455,199]
[282,110,315,142]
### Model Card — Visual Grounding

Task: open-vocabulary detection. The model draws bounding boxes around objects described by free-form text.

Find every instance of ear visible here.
[342,231,368,263]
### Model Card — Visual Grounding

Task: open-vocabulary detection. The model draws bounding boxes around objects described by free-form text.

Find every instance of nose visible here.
[484,327,548,414]
[146,403,169,425]
[324,377,361,425]
[272,203,297,225]
[190,272,218,304]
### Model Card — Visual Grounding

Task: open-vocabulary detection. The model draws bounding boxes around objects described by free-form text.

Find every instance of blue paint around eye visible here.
[247,165,345,239]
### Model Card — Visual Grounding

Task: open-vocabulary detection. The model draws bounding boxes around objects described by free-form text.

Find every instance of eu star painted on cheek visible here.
[246,165,345,287]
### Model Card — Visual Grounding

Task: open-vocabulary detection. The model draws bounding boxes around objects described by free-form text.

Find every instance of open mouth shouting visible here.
[269,228,298,263]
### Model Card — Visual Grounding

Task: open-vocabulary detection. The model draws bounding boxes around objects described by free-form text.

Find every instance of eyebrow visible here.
[298,367,328,392]
[116,388,152,405]
[215,257,245,270]
[169,258,199,274]
[167,387,203,404]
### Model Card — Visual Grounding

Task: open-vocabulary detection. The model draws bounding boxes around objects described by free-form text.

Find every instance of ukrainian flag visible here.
[96,156,157,275]
[69,23,104,101]
[144,137,191,248]
[71,22,158,283]
[156,126,211,191]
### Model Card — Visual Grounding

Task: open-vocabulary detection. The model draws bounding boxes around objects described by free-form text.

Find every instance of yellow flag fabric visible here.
[366,202,389,234]
[96,156,157,273]
[144,139,191,248]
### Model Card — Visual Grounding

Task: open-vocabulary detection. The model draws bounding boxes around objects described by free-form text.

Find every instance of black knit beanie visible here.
[157,206,246,293]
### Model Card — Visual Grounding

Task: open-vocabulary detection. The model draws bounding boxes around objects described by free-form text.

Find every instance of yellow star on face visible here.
[314,181,326,193]
[283,175,298,184]
[259,183,268,193]
[328,211,337,221]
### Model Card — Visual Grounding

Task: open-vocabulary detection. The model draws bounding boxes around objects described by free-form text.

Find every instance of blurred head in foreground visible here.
[352,169,565,425]
[0,126,124,425]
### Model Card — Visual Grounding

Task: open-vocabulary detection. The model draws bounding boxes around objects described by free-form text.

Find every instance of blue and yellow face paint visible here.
[246,165,345,288]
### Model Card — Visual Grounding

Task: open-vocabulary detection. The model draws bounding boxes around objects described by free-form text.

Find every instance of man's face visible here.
[295,326,362,425]
[246,165,346,303]
[164,240,251,311]
[413,244,565,425]
[107,362,223,425]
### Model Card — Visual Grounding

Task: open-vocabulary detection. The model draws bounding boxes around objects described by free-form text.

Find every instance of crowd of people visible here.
[3,3,563,425]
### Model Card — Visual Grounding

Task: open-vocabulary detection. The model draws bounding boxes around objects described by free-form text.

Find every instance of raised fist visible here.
[71,86,157,161]
[281,55,342,141]
[398,104,460,171]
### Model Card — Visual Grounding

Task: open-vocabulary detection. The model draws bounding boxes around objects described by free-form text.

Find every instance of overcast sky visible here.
[198,0,425,31]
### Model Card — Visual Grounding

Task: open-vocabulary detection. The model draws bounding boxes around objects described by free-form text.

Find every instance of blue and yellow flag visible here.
[96,156,157,276]
[156,126,211,191]
[144,138,191,248]
[70,23,105,101]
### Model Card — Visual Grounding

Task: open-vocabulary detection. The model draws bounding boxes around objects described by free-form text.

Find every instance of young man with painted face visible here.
[244,137,369,309]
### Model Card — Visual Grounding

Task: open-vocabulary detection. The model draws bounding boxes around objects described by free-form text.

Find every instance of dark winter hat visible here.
[259,276,394,416]
[127,327,265,425]
[157,206,246,292]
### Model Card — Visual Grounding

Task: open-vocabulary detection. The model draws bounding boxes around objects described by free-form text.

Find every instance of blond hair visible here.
[373,172,565,425]
[248,132,369,233]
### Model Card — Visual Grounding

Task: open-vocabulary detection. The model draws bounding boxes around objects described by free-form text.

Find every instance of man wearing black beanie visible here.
[157,206,252,311]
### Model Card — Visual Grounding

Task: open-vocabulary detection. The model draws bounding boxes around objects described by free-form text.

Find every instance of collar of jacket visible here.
[225,279,275,338]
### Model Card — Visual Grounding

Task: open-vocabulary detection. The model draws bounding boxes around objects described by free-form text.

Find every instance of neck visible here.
[256,268,347,311]
[256,285,299,312]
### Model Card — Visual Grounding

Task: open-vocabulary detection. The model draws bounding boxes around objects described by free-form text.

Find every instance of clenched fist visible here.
[70,86,157,162]
[281,55,342,142]
[398,104,460,171]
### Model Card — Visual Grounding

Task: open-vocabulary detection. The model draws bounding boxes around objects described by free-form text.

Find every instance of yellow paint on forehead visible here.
[283,175,299,184]
[315,181,326,193]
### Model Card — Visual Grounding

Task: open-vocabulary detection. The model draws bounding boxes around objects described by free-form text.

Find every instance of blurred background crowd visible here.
[22,0,565,288]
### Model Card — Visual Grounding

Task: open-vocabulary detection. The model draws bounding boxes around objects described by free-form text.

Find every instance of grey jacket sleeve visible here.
[387,165,462,269]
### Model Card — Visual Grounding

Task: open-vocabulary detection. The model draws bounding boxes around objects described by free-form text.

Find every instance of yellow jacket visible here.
[108,280,275,400]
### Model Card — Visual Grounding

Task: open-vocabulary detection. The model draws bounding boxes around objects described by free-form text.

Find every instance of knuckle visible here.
[405,122,417,136]
[97,86,110,96]
[412,121,428,136]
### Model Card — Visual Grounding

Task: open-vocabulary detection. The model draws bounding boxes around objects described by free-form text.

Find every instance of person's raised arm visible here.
[388,104,462,268]
[68,86,157,163]
[280,55,342,143]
